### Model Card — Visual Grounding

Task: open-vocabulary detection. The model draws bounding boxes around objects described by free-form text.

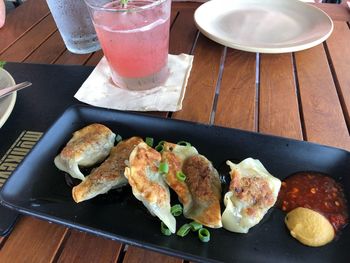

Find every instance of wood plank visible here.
[169,9,198,54]
[84,50,104,66]
[295,44,350,150]
[314,3,350,21]
[0,0,50,53]
[172,34,224,123]
[259,53,303,139]
[0,217,67,263]
[171,2,201,10]
[56,230,122,263]
[0,236,5,247]
[25,30,66,64]
[214,49,256,131]
[170,5,179,26]
[0,15,57,62]
[325,21,350,129]
[54,50,92,65]
[123,246,183,263]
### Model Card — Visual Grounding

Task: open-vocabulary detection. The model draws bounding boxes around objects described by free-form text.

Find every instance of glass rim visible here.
[84,0,168,12]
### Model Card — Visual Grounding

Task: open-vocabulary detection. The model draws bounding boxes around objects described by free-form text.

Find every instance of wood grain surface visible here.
[215,49,257,131]
[172,34,224,123]
[259,53,303,140]
[295,44,350,150]
[326,21,350,130]
[0,0,50,53]
[0,1,349,262]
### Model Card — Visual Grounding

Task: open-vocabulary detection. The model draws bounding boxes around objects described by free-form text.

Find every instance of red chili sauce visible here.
[277,171,348,232]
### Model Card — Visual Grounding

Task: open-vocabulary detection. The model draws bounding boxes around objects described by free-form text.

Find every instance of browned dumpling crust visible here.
[54,123,116,181]
[60,124,114,162]
[229,173,275,217]
[125,142,176,233]
[72,137,143,203]
[161,145,192,207]
[182,155,222,228]
[126,142,168,205]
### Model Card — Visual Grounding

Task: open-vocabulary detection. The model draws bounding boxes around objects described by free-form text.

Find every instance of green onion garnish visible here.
[155,141,165,152]
[176,171,186,182]
[177,141,191,147]
[176,224,191,237]
[158,162,169,174]
[120,0,128,7]
[161,222,171,236]
[0,61,6,69]
[145,137,154,147]
[155,144,164,152]
[115,134,123,143]
[171,204,183,217]
[198,228,210,242]
[189,221,202,232]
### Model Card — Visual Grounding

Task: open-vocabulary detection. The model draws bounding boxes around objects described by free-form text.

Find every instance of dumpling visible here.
[182,154,222,228]
[161,142,222,228]
[222,158,281,233]
[54,123,116,181]
[161,142,198,214]
[124,142,176,233]
[72,137,143,203]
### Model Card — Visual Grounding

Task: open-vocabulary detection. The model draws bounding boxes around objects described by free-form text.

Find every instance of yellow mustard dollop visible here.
[285,207,335,247]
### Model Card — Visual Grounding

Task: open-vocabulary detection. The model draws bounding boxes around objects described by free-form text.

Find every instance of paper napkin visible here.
[74,54,193,112]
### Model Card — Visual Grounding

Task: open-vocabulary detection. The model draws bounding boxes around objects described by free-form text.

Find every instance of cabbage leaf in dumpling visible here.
[54,123,115,181]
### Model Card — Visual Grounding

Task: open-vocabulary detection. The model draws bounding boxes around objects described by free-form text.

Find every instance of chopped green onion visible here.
[176,224,191,237]
[158,162,169,174]
[115,134,123,143]
[145,137,154,147]
[177,141,191,147]
[198,228,210,242]
[155,144,164,152]
[171,204,183,217]
[155,141,165,152]
[176,171,186,182]
[0,61,6,69]
[189,221,202,232]
[120,0,129,7]
[161,222,171,236]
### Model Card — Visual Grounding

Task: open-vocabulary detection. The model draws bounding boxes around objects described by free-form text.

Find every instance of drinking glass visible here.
[46,0,101,54]
[84,0,171,90]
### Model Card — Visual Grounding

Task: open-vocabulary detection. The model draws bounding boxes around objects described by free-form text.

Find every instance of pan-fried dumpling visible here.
[161,142,222,228]
[182,154,222,228]
[124,142,176,233]
[222,158,281,233]
[54,124,116,181]
[72,137,143,203]
[161,142,198,214]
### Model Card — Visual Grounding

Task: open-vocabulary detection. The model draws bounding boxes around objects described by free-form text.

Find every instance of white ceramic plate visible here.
[0,68,17,128]
[194,0,333,53]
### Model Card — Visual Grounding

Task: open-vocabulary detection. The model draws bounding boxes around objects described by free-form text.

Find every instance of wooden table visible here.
[0,0,349,262]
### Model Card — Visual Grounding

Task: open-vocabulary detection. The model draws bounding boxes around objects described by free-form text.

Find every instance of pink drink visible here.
[91,0,171,89]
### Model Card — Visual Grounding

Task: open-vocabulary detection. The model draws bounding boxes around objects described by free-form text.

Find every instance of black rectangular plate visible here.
[0,105,349,263]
